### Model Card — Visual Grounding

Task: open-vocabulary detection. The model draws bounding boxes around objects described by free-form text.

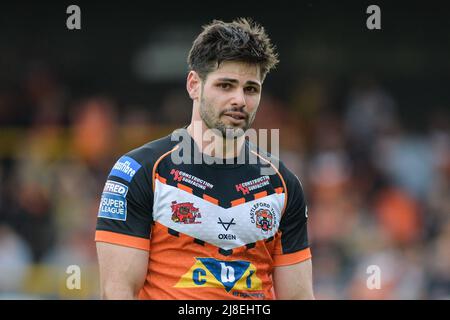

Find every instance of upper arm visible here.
[273,258,314,300]
[272,165,314,299]
[97,242,149,299]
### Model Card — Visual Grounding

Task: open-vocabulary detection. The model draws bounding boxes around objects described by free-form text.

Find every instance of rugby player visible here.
[95,18,314,300]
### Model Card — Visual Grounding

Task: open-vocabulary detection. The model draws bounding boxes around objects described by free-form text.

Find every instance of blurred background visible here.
[0,0,449,299]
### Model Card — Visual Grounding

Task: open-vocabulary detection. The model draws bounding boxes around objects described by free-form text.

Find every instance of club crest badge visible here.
[171,201,201,224]
[249,202,278,234]
[255,209,274,232]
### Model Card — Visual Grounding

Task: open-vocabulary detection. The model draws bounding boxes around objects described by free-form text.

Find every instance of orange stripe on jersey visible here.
[250,150,288,217]
[203,194,219,205]
[231,198,246,207]
[275,187,284,194]
[152,145,179,191]
[155,173,167,184]
[272,247,312,266]
[254,191,268,200]
[177,183,193,194]
[95,230,150,251]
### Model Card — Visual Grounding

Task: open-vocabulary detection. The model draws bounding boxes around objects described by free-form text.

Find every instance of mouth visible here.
[223,111,247,122]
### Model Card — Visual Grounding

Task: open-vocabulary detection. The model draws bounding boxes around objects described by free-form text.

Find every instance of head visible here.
[186,18,279,137]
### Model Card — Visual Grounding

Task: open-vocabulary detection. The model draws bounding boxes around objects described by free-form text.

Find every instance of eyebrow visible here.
[216,78,261,87]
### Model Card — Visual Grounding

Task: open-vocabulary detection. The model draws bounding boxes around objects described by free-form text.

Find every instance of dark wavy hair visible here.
[187,18,279,81]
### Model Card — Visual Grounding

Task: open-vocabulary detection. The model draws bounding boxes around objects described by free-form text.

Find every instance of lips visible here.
[223,111,247,121]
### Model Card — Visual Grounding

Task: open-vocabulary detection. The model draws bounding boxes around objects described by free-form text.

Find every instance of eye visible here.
[218,83,232,90]
[245,86,259,94]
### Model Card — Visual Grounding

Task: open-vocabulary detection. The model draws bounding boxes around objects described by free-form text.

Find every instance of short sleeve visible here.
[95,155,154,251]
[272,167,311,266]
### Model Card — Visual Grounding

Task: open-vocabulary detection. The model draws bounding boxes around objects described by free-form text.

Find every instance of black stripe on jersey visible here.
[168,228,180,237]
[193,238,205,246]
[218,248,233,256]
[245,242,256,250]
[265,236,274,243]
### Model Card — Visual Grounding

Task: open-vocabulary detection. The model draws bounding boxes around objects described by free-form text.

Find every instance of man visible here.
[95,18,314,300]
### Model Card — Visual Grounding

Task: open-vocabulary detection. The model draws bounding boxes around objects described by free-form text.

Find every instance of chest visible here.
[152,167,285,250]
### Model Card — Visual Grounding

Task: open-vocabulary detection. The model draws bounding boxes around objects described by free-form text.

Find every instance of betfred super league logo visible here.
[171,201,201,224]
[255,209,273,232]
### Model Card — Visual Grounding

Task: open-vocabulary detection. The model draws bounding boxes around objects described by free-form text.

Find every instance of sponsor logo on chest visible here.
[170,169,214,190]
[235,176,270,195]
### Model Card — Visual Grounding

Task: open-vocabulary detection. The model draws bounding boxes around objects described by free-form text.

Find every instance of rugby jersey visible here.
[95,127,311,300]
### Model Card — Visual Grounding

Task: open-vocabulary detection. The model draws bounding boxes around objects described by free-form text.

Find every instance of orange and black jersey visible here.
[95,128,311,300]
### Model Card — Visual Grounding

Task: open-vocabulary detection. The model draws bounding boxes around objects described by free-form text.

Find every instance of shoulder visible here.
[246,139,303,187]
[125,133,179,166]
[108,132,179,185]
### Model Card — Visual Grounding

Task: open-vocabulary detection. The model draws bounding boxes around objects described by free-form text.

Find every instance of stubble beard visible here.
[199,94,256,139]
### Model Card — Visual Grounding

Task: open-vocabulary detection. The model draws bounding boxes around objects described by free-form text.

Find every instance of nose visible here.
[231,89,246,108]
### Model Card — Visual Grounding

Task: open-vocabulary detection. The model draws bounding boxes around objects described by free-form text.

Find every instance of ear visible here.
[186,71,201,100]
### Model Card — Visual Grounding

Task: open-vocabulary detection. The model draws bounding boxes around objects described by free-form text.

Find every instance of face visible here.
[195,61,262,137]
